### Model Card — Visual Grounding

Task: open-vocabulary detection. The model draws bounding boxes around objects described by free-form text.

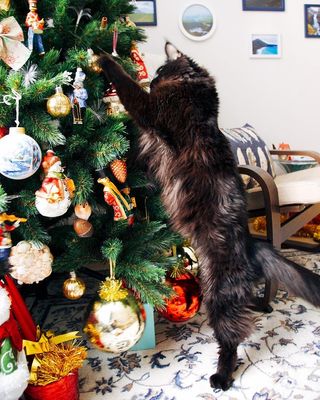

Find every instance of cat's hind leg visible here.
[207,298,254,391]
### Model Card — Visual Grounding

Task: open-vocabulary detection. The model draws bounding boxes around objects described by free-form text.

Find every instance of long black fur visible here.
[98,44,320,391]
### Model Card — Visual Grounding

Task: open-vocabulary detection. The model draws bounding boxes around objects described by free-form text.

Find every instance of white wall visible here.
[140,0,320,151]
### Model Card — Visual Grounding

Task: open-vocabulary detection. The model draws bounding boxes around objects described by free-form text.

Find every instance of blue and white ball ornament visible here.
[0,127,41,180]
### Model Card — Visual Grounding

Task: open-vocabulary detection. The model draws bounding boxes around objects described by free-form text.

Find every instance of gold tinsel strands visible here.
[99,277,128,302]
[32,342,87,386]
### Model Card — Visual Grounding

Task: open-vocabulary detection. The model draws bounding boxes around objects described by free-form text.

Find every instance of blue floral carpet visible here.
[29,250,320,400]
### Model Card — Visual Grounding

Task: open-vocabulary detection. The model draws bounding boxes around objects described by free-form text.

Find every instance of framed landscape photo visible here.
[243,0,285,11]
[179,3,216,41]
[128,0,157,26]
[250,34,281,58]
[305,4,320,37]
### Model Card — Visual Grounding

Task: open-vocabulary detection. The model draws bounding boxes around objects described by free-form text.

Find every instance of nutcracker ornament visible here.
[0,214,27,262]
[35,150,75,218]
[69,68,88,124]
[25,0,45,55]
[0,283,29,400]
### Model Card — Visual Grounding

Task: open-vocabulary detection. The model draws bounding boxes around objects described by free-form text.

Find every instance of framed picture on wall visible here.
[179,3,216,41]
[128,0,157,26]
[243,0,285,11]
[250,34,281,58]
[305,4,320,37]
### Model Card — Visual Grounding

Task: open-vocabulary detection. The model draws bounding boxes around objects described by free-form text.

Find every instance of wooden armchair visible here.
[221,125,320,308]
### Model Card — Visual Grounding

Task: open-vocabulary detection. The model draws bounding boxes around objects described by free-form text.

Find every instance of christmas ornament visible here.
[158,270,201,322]
[73,218,93,238]
[0,0,10,11]
[177,244,199,276]
[70,6,92,32]
[102,83,126,115]
[0,127,41,180]
[100,16,108,30]
[21,63,38,87]
[131,42,150,87]
[0,16,31,70]
[25,0,45,55]
[84,277,145,352]
[63,271,86,300]
[0,127,8,139]
[98,177,135,225]
[110,159,127,183]
[9,241,53,284]
[0,214,27,261]
[47,86,72,118]
[74,202,92,220]
[112,26,119,57]
[87,48,102,73]
[69,68,88,124]
[35,150,75,218]
[0,284,29,400]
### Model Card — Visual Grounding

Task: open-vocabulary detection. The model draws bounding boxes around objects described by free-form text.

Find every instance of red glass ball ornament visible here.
[159,271,201,322]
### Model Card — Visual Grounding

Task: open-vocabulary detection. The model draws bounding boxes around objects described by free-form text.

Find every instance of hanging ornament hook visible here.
[0,89,22,127]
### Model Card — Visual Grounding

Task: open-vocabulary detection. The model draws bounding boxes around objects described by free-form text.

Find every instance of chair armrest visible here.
[270,150,320,163]
[238,165,280,209]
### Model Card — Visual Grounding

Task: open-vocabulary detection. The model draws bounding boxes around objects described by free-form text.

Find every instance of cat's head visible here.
[150,42,209,90]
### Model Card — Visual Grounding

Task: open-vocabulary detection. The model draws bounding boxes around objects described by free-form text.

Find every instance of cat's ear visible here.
[165,42,182,61]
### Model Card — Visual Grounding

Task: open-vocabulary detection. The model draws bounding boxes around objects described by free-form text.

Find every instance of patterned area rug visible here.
[29,250,320,400]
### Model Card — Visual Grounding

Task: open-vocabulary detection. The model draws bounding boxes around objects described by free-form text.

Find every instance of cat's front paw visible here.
[209,373,234,391]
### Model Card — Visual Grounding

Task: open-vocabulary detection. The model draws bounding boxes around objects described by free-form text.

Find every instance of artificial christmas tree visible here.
[0,1,179,311]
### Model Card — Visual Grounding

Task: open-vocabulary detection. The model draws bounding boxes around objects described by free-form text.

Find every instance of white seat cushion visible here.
[246,166,320,209]
[275,166,320,205]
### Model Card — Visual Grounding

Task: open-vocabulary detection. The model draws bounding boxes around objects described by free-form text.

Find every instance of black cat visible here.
[98,43,320,391]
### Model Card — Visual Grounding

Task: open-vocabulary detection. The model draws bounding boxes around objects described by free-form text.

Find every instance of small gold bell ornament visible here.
[63,271,86,300]
[84,275,146,353]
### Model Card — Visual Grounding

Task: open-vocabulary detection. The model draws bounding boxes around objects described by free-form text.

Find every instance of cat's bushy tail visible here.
[251,241,320,307]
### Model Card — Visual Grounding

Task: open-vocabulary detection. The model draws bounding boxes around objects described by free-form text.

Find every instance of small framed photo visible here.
[243,0,285,11]
[128,0,157,26]
[305,4,320,37]
[250,34,281,58]
[179,3,216,41]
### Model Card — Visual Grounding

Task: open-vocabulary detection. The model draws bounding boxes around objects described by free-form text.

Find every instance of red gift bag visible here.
[24,371,79,400]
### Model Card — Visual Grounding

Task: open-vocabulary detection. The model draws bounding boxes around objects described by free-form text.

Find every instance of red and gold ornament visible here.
[158,263,201,323]
[98,177,135,225]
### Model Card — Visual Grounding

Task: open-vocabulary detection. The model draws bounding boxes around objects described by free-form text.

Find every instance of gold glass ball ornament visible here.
[47,86,72,118]
[84,278,146,353]
[63,271,86,300]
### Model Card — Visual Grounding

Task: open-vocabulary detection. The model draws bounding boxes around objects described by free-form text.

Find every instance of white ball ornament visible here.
[0,127,41,180]
[9,241,53,284]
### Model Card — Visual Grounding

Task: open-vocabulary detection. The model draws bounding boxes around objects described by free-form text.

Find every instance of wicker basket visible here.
[24,371,79,400]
